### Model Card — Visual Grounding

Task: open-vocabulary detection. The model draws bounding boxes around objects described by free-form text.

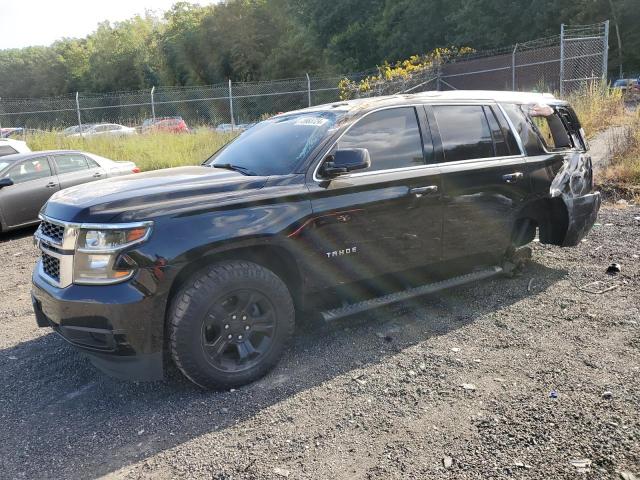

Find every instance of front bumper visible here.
[31,268,168,381]
[562,191,601,246]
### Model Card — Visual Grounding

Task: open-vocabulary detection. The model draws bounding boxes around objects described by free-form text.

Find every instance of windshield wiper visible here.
[212,163,257,176]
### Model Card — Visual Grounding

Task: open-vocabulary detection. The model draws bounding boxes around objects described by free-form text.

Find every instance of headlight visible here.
[73,222,152,284]
[79,225,150,251]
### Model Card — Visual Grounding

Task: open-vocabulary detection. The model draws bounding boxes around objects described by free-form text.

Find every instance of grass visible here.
[565,83,639,197]
[598,111,640,198]
[565,82,628,138]
[25,129,237,171]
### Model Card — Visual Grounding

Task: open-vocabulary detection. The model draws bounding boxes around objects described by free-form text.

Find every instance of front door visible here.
[0,156,59,227]
[303,106,443,287]
[428,104,532,261]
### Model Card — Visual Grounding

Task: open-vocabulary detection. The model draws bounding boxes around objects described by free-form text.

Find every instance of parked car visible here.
[141,117,189,134]
[32,91,600,389]
[69,123,136,138]
[612,78,640,92]
[61,125,92,136]
[215,123,235,133]
[236,123,257,132]
[0,138,31,157]
[0,127,25,139]
[0,150,139,232]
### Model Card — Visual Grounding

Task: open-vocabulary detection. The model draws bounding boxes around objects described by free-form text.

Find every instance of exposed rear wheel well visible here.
[514,197,569,246]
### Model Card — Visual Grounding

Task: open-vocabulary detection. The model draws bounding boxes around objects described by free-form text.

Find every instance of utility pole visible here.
[228,79,235,129]
[150,86,156,122]
[608,0,623,78]
[75,92,83,138]
[560,24,565,96]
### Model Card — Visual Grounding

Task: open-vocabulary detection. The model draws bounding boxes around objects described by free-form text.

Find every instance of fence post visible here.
[228,79,235,130]
[306,72,312,107]
[150,86,156,122]
[602,20,610,82]
[75,92,83,137]
[511,43,518,91]
[559,23,565,96]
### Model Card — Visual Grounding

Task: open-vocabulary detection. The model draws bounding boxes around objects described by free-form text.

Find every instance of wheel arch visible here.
[167,243,305,314]
[513,196,569,246]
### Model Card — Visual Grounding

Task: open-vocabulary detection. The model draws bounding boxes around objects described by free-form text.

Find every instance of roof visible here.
[284,90,563,117]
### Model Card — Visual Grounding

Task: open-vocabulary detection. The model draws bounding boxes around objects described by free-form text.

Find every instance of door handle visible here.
[502,172,523,184]
[93,172,103,178]
[409,185,438,197]
[46,182,57,188]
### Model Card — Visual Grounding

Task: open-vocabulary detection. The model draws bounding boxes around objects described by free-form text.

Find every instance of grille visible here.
[40,220,65,244]
[42,252,60,281]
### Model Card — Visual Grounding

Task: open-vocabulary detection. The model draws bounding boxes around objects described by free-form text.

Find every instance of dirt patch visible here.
[0,206,638,479]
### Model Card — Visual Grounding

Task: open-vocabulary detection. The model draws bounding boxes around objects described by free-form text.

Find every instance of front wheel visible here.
[169,260,295,389]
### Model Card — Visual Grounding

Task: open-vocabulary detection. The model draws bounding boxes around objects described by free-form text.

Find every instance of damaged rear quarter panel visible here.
[549,151,601,246]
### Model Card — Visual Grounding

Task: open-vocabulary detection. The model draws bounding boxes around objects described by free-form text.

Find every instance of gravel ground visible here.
[0,204,639,480]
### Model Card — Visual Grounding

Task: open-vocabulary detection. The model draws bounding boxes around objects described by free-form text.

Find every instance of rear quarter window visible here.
[500,103,546,156]
[528,108,572,151]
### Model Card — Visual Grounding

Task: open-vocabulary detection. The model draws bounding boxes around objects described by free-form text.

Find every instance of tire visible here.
[169,260,295,389]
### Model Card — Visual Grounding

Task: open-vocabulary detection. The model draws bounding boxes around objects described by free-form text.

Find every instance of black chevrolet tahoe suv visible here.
[32,91,600,389]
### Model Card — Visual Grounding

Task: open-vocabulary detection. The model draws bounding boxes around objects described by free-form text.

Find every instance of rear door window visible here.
[483,106,510,156]
[338,107,425,172]
[432,105,494,162]
[54,153,90,174]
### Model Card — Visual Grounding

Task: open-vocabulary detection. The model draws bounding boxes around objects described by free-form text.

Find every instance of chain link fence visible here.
[0,22,608,133]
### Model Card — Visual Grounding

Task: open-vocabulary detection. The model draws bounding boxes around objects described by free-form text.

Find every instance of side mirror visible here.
[321,148,371,177]
[0,178,14,189]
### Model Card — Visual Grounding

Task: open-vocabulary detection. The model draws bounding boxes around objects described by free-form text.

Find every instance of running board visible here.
[321,266,504,322]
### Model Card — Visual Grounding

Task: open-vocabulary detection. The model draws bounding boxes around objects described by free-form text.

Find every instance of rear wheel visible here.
[169,261,295,389]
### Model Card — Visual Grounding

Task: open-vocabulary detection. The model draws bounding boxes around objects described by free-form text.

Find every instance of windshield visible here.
[206,111,340,175]
[0,161,11,172]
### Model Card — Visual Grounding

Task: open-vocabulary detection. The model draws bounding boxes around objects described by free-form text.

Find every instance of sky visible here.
[0,0,216,50]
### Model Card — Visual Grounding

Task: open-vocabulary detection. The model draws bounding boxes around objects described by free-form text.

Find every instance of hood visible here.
[43,166,268,223]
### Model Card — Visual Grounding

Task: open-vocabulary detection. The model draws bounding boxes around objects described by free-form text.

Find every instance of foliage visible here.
[566,81,627,137]
[26,130,237,171]
[338,47,474,100]
[599,109,640,194]
[1,0,639,99]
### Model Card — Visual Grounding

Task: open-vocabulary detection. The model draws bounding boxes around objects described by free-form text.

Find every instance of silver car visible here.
[0,150,139,232]
[69,123,137,138]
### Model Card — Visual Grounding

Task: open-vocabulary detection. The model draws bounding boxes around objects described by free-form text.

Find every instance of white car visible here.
[80,151,139,175]
[0,138,31,157]
[70,123,137,138]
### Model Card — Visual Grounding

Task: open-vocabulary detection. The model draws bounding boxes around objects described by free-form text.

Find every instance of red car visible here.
[142,117,189,134]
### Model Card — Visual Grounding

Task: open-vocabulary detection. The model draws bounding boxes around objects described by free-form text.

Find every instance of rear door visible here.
[0,156,59,227]
[304,106,443,285]
[53,152,106,189]
[429,103,532,261]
